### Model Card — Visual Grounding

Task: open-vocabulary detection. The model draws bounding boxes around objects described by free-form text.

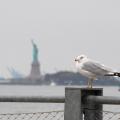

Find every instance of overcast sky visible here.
[0,0,120,77]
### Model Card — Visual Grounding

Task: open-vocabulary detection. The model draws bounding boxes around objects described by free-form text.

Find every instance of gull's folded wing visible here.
[82,60,113,75]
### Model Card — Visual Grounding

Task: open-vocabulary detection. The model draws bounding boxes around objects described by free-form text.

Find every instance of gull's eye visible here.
[80,56,84,59]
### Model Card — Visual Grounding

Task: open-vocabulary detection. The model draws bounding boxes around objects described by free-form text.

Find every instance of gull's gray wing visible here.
[82,60,113,76]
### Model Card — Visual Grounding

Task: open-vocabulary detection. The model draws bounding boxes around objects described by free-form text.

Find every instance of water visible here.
[0,85,119,114]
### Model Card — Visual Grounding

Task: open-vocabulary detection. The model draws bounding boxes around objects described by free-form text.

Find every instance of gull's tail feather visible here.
[105,72,120,77]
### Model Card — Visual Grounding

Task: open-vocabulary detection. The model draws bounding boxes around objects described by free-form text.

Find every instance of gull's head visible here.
[74,54,87,63]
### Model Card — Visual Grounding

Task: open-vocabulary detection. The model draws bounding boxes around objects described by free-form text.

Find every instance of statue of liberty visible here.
[29,40,41,79]
[31,40,39,62]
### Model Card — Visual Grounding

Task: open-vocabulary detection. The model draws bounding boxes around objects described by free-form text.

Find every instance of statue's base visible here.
[28,60,41,80]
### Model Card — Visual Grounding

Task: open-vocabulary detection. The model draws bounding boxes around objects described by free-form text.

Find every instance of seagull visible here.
[74,54,120,88]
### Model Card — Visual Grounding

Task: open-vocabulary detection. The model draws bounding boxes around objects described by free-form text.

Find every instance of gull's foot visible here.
[87,86,93,89]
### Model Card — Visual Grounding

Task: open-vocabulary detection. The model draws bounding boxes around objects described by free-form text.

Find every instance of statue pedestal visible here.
[29,60,41,80]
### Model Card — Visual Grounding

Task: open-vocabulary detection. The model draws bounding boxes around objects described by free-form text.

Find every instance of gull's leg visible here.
[87,79,90,88]
[90,79,93,88]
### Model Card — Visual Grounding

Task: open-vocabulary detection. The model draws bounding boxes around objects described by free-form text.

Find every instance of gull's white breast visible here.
[75,61,97,80]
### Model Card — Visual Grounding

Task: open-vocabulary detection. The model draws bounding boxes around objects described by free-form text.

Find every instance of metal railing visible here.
[84,110,120,120]
[0,96,64,120]
[0,88,120,120]
[0,96,65,103]
[87,95,120,104]
[0,111,64,120]
[103,111,120,120]
[0,109,120,120]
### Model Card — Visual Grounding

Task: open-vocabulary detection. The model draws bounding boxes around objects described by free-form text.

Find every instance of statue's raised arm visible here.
[31,40,38,62]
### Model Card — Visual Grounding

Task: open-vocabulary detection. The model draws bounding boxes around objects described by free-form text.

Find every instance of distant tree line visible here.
[44,71,120,86]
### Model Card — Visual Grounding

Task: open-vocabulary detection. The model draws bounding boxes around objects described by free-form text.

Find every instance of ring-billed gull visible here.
[74,54,120,88]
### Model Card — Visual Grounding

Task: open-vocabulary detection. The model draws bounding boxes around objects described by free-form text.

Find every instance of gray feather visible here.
[82,61,113,76]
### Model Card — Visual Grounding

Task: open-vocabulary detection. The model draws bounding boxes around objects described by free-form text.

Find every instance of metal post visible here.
[64,88,83,120]
[64,88,103,120]
[82,88,103,120]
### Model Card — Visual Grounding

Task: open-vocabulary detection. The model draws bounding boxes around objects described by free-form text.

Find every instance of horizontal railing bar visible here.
[87,95,120,104]
[0,96,65,103]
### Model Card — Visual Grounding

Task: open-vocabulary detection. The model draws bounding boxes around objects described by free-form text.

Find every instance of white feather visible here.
[75,55,114,80]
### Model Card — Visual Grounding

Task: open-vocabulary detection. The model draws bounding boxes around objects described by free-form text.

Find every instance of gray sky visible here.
[0,0,120,77]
